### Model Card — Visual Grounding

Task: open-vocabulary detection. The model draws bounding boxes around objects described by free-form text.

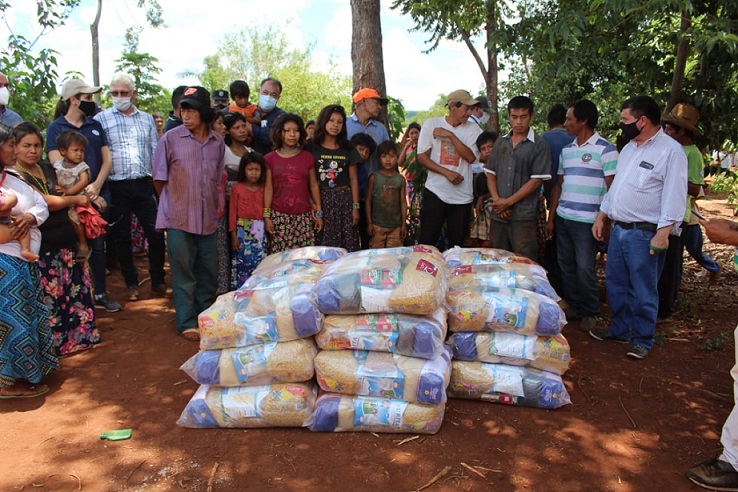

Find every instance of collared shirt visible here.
[0,107,22,127]
[556,132,618,224]
[417,116,482,205]
[94,107,158,181]
[346,113,390,145]
[46,115,109,183]
[600,128,687,231]
[152,125,225,235]
[0,171,48,258]
[485,127,552,220]
[251,107,286,156]
[163,111,182,133]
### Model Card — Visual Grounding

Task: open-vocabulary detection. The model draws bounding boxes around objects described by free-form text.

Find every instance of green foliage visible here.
[113,27,170,115]
[709,169,738,209]
[0,0,81,127]
[183,26,353,123]
[386,96,406,142]
[411,94,450,126]
[702,330,730,351]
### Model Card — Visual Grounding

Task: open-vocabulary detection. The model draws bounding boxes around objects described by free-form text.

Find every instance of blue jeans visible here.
[90,189,111,299]
[556,216,599,317]
[167,229,218,332]
[684,224,720,273]
[606,224,667,350]
[109,179,166,288]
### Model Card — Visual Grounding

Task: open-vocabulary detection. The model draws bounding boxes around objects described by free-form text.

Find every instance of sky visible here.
[0,0,489,111]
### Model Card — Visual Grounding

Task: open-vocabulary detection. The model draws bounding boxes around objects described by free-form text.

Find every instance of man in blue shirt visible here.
[0,73,22,127]
[251,78,286,155]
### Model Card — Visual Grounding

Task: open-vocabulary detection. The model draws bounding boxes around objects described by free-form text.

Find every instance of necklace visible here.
[17,163,49,195]
[279,147,300,155]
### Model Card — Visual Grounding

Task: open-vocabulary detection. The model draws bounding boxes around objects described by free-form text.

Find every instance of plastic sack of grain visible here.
[177,382,317,428]
[315,308,447,360]
[180,339,317,386]
[314,246,449,315]
[306,392,444,434]
[255,246,347,273]
[314,348,451,405]
[448,361,570,409]
[447,287,566,336]
[447,332,570,375]
[443,247,541,268]
[198,282,322,350]
[450,263,559,301]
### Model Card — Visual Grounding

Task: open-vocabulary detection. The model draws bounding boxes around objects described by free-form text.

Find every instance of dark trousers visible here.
[108,179,166,288]
[90,189,111,298]
[418,189,471,251]
[657,224,686,318]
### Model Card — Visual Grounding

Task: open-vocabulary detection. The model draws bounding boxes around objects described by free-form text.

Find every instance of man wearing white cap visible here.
[417,89,482,250]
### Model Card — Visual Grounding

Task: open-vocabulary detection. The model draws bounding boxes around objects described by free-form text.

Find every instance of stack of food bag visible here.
[176,247,345,429]
[307,246,452,434]
[442,248,572,410]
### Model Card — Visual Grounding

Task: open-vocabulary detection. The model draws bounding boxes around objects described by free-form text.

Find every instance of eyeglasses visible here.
[110,91,131,97]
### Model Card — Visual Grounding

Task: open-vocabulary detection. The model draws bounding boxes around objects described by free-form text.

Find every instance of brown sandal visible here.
[180,328,200,342]
[0,383,50,399]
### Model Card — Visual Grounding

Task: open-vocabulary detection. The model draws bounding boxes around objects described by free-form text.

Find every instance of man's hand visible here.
[592,214,606,242]
[491,197,512,214]
[444,170,463,185]
[649,233,669,255]
[545,216,555,240]
[92,195,107,212]
[701,218,738,246]
[432,128,453,139]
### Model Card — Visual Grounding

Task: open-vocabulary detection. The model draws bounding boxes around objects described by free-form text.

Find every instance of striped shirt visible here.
[94,107,158,181]
[152,125,225,235]
[600,129,687,231]
[556,132,618,223]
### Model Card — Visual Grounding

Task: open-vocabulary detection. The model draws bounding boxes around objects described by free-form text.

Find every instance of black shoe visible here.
[626,344,650,359]
[589,329,629,344]
[94,294,122,313]
[687,458,738,491]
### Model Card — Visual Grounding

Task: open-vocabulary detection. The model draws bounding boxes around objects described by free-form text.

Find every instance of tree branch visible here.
[460,29,489,85]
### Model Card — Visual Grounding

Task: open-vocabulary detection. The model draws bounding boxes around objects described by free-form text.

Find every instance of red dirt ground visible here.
[1,194,737,492]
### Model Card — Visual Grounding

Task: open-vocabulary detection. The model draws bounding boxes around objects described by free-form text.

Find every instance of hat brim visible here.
[450,97,480,107]
[661,114,702,136]
[180,99,207,111]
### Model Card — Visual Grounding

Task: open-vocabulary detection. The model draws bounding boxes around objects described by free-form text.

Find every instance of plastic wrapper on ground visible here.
[180,339,317,386]
[255,246,347,273]
[314,348,451,405]
[315,308,447,360]
[177,382,317,428]
[447,332,570,375]
[447,287,566,336]
[306,392,445,434]
[313,246,449,315]
[443,247,541,268]
[448,361,571,409]
[450,263,560,301]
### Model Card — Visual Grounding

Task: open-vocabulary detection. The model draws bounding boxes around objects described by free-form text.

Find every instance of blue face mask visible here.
[259,94,278,112]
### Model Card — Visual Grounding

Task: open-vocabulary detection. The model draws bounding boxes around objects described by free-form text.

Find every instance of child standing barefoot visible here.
[306,104,361,251]
[229,152,267,290]
[0,187,37,261]
[365,141,407,248]
[52,130,91,262]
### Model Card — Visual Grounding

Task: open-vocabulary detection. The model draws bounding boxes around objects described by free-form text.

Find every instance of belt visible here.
[614,221,657,232]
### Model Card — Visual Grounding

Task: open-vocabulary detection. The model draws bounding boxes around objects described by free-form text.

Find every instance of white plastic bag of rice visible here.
[306,392,445,434]
[315,308,447,360]
[177,382,317,428]
[180,339,317,386]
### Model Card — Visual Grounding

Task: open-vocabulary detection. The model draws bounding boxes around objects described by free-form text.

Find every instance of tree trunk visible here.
[91,0,102,102]
[485,0,499,133]
[666,10,691,112]
[351,0,387,123]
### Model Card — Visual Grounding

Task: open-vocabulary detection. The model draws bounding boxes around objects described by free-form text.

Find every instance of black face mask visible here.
[619,120,642,141]
[78,100,96,117]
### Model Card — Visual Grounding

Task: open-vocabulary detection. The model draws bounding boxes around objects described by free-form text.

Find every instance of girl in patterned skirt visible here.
[229,152,267,289]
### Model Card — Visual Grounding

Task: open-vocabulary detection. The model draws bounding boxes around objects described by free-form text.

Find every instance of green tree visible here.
[0,0,81,126]
[183,26,353,123]
[112,27,170,115]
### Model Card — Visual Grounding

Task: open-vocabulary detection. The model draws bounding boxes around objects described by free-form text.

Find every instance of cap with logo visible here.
[179,86,211,111]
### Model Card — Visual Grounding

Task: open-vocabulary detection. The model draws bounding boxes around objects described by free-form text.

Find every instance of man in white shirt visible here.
[417,89,482,250]
[590,96,688,360]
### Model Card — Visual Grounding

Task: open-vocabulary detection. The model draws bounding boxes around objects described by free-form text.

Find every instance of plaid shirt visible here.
[94,106,158,181]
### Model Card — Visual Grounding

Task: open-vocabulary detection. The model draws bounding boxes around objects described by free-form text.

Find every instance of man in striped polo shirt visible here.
[546,100,617,332]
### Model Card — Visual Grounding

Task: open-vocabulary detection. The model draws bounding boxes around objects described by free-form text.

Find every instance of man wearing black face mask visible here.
[46,79,121,313]
[589,95,687,360]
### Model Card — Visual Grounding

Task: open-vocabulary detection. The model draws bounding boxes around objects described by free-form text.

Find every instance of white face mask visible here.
[113,96,132,112]
[479,112,490,125]
[0,87,9,106]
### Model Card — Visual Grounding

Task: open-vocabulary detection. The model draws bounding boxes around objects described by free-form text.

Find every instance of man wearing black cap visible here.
[212,90,228,111]
[152,87,225,342]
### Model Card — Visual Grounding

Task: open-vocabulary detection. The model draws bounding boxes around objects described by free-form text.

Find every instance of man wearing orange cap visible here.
[347,88,390,149]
